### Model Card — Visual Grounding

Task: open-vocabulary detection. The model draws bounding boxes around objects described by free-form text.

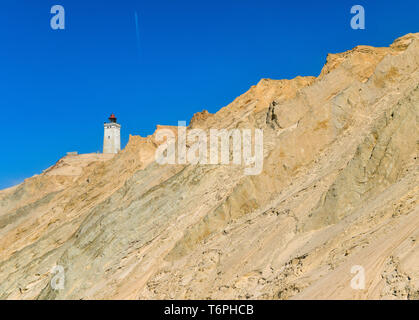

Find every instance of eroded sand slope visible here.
[0,33,418,300]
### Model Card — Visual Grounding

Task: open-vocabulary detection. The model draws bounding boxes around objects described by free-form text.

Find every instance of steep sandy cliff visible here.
[0,33,418,300]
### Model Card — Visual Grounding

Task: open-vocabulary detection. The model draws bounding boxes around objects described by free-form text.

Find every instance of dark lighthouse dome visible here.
[108,113,117,123]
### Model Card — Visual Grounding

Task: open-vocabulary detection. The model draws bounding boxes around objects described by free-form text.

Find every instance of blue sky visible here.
[0,0,418,189]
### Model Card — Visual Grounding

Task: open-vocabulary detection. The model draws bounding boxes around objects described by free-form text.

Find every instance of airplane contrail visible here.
[134,11,140,57]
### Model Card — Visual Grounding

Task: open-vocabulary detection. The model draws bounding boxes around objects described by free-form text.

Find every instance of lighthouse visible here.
[103,114,121,154]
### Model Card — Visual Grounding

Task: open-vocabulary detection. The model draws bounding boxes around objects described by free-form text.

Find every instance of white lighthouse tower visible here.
[103,113,121,154]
